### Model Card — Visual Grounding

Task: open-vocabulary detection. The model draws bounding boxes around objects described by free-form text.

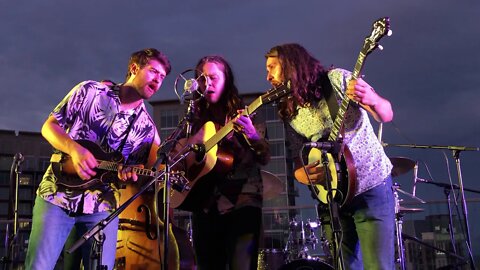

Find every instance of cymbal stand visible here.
[305,219,319,253]
[384,143,478,270]
[444,187,457,260]
[452,150,475,270]
[415,178,480,268]
[392,184,406,270]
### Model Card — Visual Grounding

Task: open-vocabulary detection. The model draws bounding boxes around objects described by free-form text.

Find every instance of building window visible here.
[160,109,180,129]
[160,128,178,142]
[269,141,285,157]
[266,122,285,140]
[261,104,279,122]
[37,157,51,172]
[263,157,286,175]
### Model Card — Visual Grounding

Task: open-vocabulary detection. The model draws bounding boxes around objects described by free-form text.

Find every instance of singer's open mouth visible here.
[148,84,158,92]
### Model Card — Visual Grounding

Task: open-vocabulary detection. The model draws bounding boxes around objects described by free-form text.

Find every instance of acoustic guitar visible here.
[51,139,187,189]
[169,82,291,209]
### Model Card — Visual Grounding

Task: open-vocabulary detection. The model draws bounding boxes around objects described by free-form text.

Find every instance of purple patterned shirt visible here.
[38,81,158,214]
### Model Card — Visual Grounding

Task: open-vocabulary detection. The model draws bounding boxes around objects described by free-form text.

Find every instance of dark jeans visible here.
[192,206,262,270]
[320,176,395,270]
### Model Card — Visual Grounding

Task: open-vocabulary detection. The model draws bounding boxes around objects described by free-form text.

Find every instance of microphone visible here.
[304,141,337,151]
[189,144,206,162]
[412,161,418,197]
[184,78,199,92]
[14,152,24,163]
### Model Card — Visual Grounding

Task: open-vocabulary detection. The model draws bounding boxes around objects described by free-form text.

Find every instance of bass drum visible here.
[115,182,181,270]
[279,259,333,270]
[257,249,287,270]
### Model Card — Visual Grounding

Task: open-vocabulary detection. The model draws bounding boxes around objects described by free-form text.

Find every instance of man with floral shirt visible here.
[25,48,171,270]
[265,43,394,269]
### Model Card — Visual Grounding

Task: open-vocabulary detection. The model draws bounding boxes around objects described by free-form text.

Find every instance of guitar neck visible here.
[352,50,366,80]
[97,160,157,177]
[328,51,366,141]
[204,97,263,152]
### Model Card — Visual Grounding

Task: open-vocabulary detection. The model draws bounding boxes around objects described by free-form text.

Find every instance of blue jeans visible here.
[320,176,395,270]
[25,196,119,270]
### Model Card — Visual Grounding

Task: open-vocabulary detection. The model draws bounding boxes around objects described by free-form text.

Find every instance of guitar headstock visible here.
[261,81,292,104]
[362,17,392,56]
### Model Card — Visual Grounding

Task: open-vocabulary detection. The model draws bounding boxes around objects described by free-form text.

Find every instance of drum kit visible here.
[258,218,334,270]
[257,156,425,270]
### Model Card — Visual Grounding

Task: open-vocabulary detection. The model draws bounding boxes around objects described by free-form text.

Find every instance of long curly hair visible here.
[265,43,330,121]
[194,55,244,121]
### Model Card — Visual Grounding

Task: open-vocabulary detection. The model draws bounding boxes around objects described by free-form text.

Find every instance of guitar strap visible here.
[323,79,339,132]
[323,77,348,160]
[116,109,141,153]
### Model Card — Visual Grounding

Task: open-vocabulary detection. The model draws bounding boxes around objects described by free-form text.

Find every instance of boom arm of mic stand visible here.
[67,147,195,254]
[66,169,167,254]
[401,233,468,264]
[382,143,479,152]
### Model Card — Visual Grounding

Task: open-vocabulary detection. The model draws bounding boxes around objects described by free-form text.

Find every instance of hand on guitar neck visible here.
[346,78,393,123]
[232,108,260,142]
[52,140,160,189]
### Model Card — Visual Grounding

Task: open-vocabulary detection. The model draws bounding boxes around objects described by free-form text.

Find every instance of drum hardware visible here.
[284,218,331,264]
[413,177,480,269]
[385,143,479,269]
[257,249,287,270]
[392,182,426,270]
[278,259,333,270]
[258,217,333,270]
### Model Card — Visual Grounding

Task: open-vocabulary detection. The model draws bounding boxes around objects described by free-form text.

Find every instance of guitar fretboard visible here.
[204,84,290,152]
[97,160,157,177]
[328,44,370,141]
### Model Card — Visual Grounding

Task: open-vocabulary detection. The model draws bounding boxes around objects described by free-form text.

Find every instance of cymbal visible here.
[261,170,283,200]
[398,206,424,214]
[389,157,416,178]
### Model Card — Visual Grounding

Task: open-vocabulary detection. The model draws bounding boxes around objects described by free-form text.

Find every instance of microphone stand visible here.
[184,99,194,139]
[384,143,478,270]
[1,153,23,270]
[156,114,187,270]
[402,233,468,268]
[417,178,480,267]
[161,154,171,270]
[319,146,345,270]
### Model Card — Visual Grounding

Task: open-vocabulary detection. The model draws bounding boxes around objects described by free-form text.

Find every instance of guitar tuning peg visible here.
[387,29,393,36]
[377,45,384,51]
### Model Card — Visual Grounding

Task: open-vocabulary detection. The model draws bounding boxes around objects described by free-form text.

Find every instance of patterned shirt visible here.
[287,68,392,196]
[38,81,158,214]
